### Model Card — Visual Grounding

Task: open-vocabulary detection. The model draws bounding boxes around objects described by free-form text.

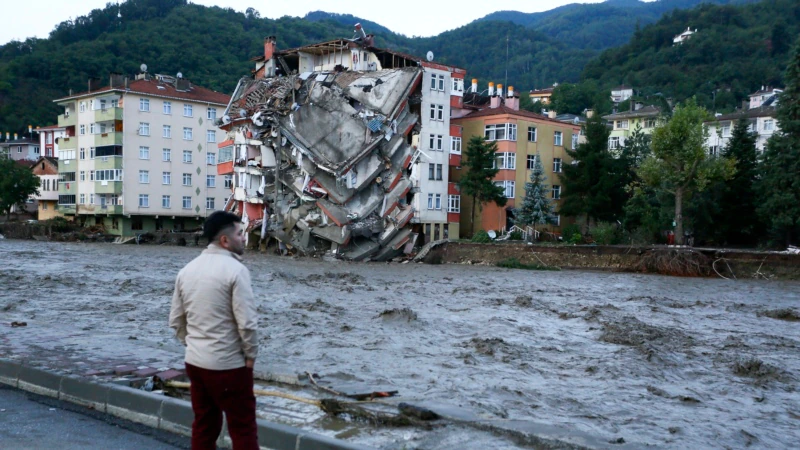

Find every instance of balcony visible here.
[95,156,123,171]
[58,181,77,195]
[58,113,76,128]
[58,136,78,150]
[94,107,123,123]
[95,181,123,195]
[79,204,122,215]
[57,205,76,215]
[95,132,123,147]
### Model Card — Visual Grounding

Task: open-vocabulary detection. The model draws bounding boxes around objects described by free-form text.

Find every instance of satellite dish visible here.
[140,63,147,73]
[488,230,496,239]
[176,72,183,79]
[426,51,434,62]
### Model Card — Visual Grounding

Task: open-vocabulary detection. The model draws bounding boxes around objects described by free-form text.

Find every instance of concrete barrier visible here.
[0,358,373,450]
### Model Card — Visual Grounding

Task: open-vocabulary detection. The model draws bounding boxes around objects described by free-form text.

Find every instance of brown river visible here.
[1,240,799,449]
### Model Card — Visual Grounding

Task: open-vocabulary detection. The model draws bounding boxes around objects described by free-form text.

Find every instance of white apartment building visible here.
[53,73,230,235]
[35,124,67,158]
[706,87,781,155]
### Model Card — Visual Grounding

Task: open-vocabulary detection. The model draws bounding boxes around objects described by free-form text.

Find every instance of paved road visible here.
[0,384,189,449]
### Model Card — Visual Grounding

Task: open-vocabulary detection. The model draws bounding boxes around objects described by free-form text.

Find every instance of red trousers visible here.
[185,363,259,450]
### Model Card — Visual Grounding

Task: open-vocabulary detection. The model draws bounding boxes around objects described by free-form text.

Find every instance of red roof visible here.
[55,77,230,105]
[453,105,581,129]
[34,124,64,131]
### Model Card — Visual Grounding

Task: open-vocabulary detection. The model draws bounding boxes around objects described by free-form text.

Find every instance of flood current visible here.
[1,240,798,449]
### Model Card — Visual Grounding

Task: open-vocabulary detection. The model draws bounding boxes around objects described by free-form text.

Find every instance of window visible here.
[183,104,193,117]
[224,175,233,188]
[183,173,192,186]
[206,175,216,187]
[80,194,85,204]
[451,78,463,93]
[89,194,94,205]
[79,102,86,113]
[616,120,629,130]
[494,180,515,198]
[552,185,561,200]
[182,196,192,209]
[427,193,434,210]
[709,145,720,156]
[206,152,216,165]
[183,127,193,140]
[163,125,171,138]
[139,170,149,183]
[527,154,538,170]
[89,123,97,134]
[139,194,149,208]
[58,150,76,160]
[140,98,150,112]
[644,119,657,128]
[80,171,85,181]
[434,194,442,210]
[162,172,171,185]
[94,169,122,181]
[555,215,561,226]
[207,107,217,120]
[438,75,445,91]
[206,197,215,210]
[348,171,357,188]
[428,134,444,151]
[554,131,563,146]
[90,147,96,159]
[80,148,85,159]
[609,137,620,150]
[139,122,150,136]
[436,164,443,180]
[572,133,579,149]
[183,150,192,163]
[60,172,76,182]
[450,137,462,154]
[485,123,517,141]
[764,119,774,131]
[429,104,444,121]
[528,126,537,142]
[162,195,171,208]
[448,195,461,213]
[428,163,436,180]
[163,148,171,161]
[207,130,216,143]
[722,124,731,137]
[553,158,562,173]
[429,74,437,90]
[219,145,233,163]
[495,152,516,170]
[89,170,95,181]
[139,146,150,159]
[80,125,86,135]
[163,101,172,115]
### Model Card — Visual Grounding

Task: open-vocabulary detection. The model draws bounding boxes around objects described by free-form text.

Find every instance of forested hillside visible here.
[582,0,800,112]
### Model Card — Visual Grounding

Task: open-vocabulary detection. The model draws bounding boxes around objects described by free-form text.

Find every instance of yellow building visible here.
[452,103,580,237]
[602,105,661,154]
[528,85,555,105]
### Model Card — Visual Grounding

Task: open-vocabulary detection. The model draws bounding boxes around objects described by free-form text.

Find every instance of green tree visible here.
[460,136,507,236]
[560,114,626,226]
[516,152,554,233]
[639,98,736,244]
[757,38,800,246]
[0,159,40,219]
[720,118,760,245]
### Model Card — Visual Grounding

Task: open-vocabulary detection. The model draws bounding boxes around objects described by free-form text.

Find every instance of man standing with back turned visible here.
[170,211,259,449]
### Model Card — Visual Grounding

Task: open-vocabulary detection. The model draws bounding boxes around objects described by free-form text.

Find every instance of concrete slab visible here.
[17,366,62,398]
[159,396,194,436]
[106,384,163,428]
[0,358,20,387]
[256,419,302,450]
[59,376,109,412]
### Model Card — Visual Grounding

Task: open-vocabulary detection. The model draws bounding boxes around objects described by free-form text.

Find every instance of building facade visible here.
[35,125,67,158]
[452,93,581,236]
[706,87,781,155]
[31,156,60,220]
[53,73,230,235]
[610,86,634,104]
[1,137,40,161]
[602,105,661,154]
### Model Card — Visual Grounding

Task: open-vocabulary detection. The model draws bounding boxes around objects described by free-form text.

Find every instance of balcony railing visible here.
[94,181,123,195]
[58,113,76,128]
[95,132,123,147]
[93,107,123,123]
[57,136,78,150]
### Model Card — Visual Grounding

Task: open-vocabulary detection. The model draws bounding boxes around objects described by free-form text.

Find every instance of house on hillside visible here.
[602,105,662,154]
[31,156,60,220]
[610,85,634,104]
[53,72,230,235]
[452,85,580,236]
[706,87,782,155]
[673,27,697,45]
[529,84,556,105]
[0,137,40,161]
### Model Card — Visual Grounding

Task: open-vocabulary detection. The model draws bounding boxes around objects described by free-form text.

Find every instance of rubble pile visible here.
[219,67,423,261]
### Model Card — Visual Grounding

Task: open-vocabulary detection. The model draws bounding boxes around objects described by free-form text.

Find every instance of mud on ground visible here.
[1,240,799,449]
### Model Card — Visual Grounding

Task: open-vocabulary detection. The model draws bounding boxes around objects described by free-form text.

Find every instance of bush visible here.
[568,233,582,245]
[589,222,621,245]
[508,230,523,240]
[471,230,491,243]
[561,223,581,241]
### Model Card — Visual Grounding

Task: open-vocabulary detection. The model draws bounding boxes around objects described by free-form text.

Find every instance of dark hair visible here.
[203,211,241,241]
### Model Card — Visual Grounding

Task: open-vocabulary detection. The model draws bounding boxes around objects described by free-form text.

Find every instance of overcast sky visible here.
[1,0,616,45]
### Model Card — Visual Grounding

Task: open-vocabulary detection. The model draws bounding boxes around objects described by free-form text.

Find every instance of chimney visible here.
[488,82,495,96]
[354,23,367,39]
[507,86,514,98]
[586,109,594,119]
[88,77,101,92]
[635,102,643,111]
[110,72,125,88]
[496,84,504,98]
[14,133,18,140]
[471,79,478,93]
[743,100,749,110]
[548,110,556,119]
[264,36,276,60]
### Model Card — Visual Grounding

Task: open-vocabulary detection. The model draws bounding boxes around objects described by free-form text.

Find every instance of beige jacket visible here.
[169,244,259,370]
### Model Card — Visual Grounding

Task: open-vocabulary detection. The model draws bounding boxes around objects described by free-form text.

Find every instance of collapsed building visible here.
[216,26,468,261]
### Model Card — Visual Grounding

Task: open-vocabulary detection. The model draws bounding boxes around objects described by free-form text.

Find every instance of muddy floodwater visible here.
[2,240,799,449]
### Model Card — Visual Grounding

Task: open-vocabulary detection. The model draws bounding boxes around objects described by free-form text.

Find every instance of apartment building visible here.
[217,28,466,259]
[35,124,67,157]
[602,105,662,154]
[706,87,782,155]
[452,85,581,236]
[53,73,230,235]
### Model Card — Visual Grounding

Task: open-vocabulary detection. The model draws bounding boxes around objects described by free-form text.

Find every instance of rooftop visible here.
[454,104,581,128]
[602,105,661,120]
[708,105,777,122]
[54,76,230,105]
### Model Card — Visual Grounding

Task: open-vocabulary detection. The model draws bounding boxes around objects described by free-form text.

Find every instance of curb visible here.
[0,359,373,450]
